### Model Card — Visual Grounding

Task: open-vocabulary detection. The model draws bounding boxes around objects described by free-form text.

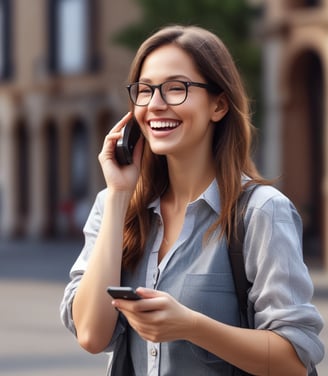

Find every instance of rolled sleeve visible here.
[60,190,106,331]
[244,186,324,367]
[60,271,82,336]
[60,188,126,352]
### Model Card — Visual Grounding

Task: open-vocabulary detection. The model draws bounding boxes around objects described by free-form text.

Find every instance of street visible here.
[0,239,327,375]
[0,239,107,376]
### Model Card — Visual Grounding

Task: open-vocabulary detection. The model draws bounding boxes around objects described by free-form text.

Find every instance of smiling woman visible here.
[60,25,324,376]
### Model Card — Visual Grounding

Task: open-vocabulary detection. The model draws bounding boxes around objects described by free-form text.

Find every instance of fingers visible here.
[111,289,192,342]
[103,112,133,145]
[110,112,133,133]
[98,112,134,165]
[111,289,168,314]
[112,296,163,313]
[136,287,162,299]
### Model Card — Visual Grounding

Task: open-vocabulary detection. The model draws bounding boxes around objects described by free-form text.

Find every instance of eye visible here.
[165,81,185,92]
[138,84,152,95]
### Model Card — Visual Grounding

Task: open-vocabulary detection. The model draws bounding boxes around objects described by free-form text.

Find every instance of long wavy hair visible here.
[122,25,267,270]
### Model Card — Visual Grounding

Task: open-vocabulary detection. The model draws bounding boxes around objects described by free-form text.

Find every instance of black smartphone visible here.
[115,119,141,165]
[107,286,141,300]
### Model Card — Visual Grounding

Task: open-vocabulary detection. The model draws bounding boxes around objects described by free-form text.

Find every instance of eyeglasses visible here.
[126,80,217,107]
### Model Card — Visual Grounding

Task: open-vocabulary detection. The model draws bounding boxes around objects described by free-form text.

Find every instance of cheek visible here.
[134,109,146,127]
[134,109,150,140]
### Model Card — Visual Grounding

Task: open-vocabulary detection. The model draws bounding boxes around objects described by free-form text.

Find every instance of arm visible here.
[113,288,306,376]
[188,310,306,376]
[72,190,131,354]
[71,112,143,354]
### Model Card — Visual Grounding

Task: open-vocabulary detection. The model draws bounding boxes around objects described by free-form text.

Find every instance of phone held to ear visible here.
[107,286,141,300]
[115,119,141,165]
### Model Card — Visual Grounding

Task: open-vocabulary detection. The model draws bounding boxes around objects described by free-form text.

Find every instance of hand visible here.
[112,288,195,343]
[98,112,144,192]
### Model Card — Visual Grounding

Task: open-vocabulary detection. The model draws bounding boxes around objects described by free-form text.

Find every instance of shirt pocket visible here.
[179,273,239,364]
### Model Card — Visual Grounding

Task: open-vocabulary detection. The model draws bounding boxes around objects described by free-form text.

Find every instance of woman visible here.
[61,25,324,375]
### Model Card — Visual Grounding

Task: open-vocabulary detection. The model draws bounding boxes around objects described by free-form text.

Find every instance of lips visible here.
[149,120,181,130]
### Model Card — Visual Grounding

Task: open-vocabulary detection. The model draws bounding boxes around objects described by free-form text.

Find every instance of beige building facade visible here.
[1,0,327,270]
[0,0,140,238]
[261,0,328,269]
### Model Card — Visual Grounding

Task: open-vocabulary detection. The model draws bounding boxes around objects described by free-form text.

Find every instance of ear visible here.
[211,93,229,122]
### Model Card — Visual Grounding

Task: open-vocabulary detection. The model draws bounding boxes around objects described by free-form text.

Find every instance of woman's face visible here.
[133,44,227,162]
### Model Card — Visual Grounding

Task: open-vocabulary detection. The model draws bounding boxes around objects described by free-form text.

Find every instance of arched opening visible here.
[286,0,321,9]
[95,109,112,190]
[70,117,89,233]
[14,118,30,236]
[282,51,324,265]
[43,119,59,236]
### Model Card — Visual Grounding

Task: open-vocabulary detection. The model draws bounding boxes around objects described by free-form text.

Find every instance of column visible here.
[261,38,283,184]
[25,93,48,237]
[0,94,18,237]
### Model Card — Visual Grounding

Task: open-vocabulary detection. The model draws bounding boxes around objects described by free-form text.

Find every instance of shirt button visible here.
[150,347,158,357]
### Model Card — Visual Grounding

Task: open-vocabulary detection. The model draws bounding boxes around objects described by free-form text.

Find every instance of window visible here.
[49,0,97,75]
[288,0,321,8]
[0,2,4,77]
[0,0,11,80]
[57,0,88,74]
[306,0,320,5]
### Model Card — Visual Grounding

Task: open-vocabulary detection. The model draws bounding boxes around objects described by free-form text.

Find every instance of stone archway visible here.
[282,50,324,265]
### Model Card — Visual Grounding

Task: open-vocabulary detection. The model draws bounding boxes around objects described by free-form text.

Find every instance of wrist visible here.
[104,189,133,213]
[182,309,200,342]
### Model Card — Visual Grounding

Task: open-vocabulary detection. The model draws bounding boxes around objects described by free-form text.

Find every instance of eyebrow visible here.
[138,75,192,83]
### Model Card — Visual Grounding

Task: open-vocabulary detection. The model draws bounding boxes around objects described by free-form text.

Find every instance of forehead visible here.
[139,44,202,82]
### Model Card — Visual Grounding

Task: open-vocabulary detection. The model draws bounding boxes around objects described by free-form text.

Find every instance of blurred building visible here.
[261,0,327,269]
[0,0,140,238]
[0,0,327,270]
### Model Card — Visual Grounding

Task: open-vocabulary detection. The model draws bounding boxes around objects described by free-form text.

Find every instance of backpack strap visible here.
[227,185,259,376]
[228,185,259,328]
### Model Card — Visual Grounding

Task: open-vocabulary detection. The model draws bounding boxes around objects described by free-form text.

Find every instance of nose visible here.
[147,87,167,109]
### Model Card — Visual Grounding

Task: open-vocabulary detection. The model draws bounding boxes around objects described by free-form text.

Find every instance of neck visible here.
[164,156,216,208]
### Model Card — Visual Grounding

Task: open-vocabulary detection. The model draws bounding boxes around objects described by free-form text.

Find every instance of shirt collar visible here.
[147,179,220,215]
[198,179,220,215]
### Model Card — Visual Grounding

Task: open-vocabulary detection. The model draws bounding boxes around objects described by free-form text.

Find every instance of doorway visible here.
[282,51,323,265]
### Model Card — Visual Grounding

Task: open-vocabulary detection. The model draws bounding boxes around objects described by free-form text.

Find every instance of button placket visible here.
[150,346,158,357]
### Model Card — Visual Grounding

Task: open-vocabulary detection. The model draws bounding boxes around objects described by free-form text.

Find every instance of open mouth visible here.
[149,120,181,131]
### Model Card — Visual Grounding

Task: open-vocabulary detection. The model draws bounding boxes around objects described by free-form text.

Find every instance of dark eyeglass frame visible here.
[126,80,219,106]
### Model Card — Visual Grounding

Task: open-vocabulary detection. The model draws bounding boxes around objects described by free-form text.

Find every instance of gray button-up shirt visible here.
[60,181,324,375]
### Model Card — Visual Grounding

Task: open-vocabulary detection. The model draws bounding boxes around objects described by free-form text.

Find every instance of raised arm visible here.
[71,112,143,353]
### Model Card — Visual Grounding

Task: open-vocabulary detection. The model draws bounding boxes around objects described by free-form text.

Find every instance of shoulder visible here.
[245,184,302,227]
[247,184,288,208]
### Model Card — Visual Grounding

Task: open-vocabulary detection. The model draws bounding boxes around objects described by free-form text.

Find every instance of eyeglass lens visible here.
[130,81,187,106]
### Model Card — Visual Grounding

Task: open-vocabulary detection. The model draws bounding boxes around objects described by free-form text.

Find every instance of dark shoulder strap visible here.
[228,185,259,328]
[228,186,258,376]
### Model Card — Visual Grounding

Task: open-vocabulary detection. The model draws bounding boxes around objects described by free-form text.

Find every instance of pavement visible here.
[0,238,327,375]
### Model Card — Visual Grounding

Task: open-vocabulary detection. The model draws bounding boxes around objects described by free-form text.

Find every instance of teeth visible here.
[150,121,180,129]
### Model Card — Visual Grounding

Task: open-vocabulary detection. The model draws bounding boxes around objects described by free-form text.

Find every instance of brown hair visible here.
[122,25,267,270]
